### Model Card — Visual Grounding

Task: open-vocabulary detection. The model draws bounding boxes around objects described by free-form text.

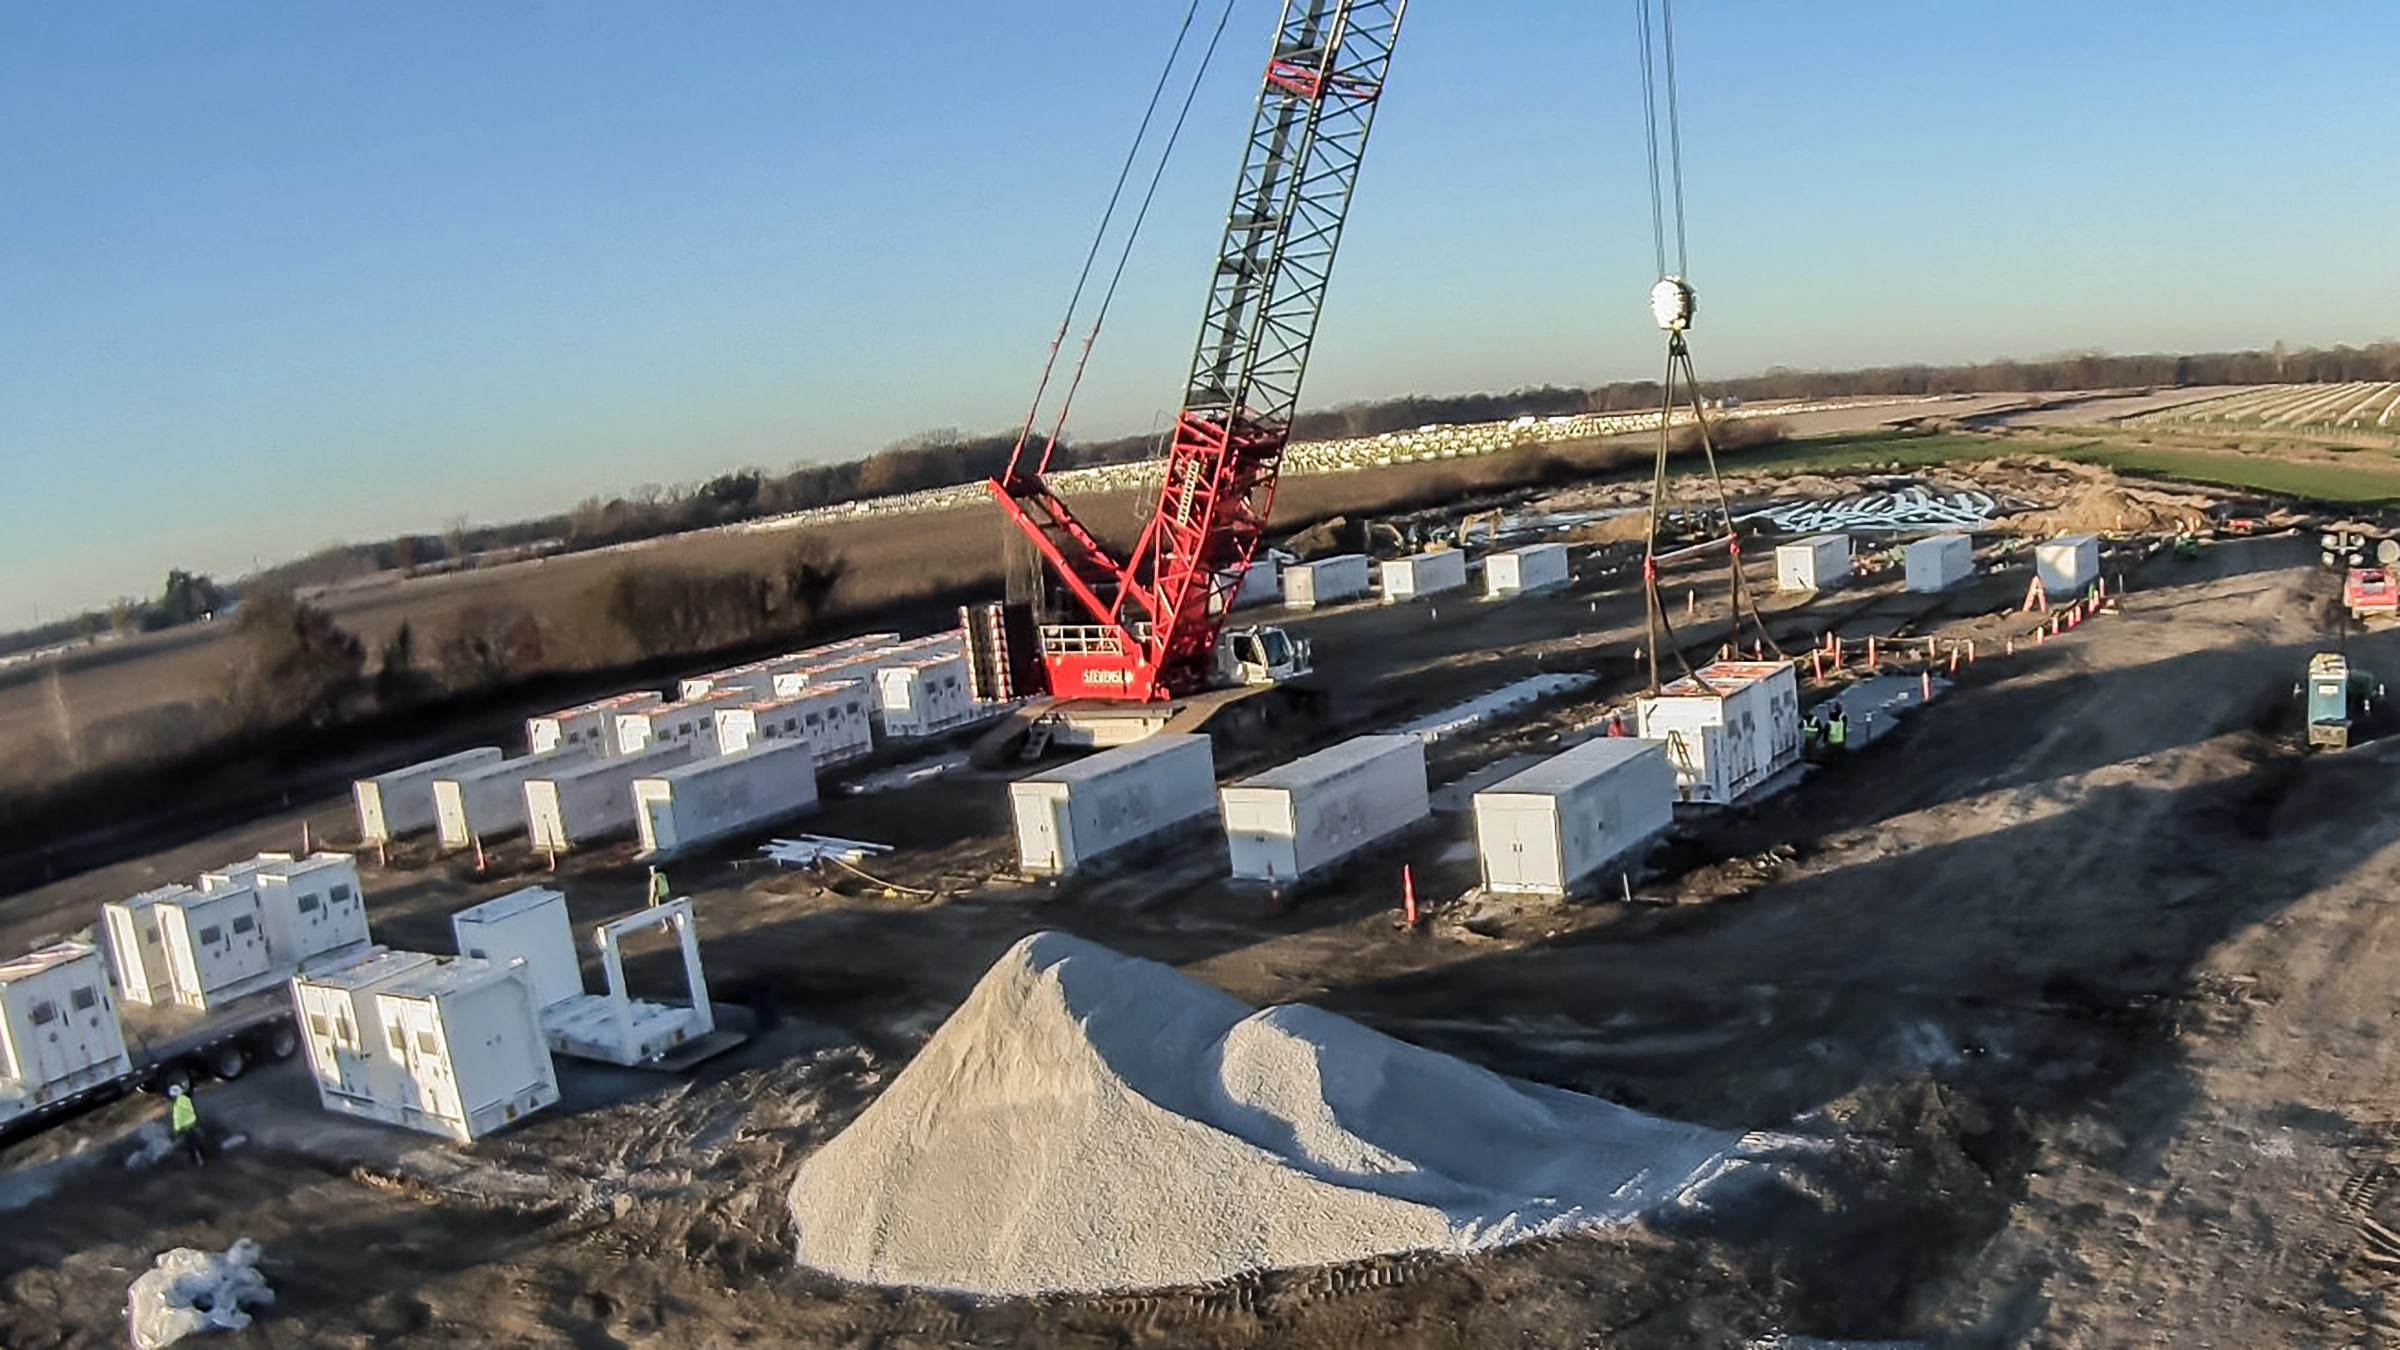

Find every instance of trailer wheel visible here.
[209,1043,249,1081]
[150,1066,193,1097]
[266,1023,299,1061]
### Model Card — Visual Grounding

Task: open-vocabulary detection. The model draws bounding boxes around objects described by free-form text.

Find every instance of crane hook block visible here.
[1650,277,1697,332]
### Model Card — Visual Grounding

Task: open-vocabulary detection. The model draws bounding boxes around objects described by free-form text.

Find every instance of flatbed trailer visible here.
[1,998,297,1150]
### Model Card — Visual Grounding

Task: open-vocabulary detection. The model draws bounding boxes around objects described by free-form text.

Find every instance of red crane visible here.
[987,0,1404,703]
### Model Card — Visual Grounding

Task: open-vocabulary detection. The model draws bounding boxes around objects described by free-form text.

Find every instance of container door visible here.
[396,1002,463,1124]
[643,794,676,853]
[1481,803,1537,891]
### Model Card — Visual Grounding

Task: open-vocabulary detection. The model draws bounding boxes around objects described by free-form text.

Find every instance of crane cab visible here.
[1217,625,1310,687]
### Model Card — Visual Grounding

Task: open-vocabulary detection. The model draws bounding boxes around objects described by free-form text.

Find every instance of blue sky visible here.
[4,2,2396,622]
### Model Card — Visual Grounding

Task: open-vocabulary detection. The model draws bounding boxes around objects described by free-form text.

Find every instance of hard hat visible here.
[167,1084,184,1097]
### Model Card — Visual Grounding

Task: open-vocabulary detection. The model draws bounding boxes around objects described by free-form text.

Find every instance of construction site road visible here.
[8,515,2400,1347]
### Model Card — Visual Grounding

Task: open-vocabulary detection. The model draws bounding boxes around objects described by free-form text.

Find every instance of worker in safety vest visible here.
[168,1083,204,1165]
[1825,703,1849,760]
[1801,713,1824,762]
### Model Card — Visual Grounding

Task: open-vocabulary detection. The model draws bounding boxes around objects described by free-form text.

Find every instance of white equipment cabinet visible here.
[354,747,502,844]
[291,948,438,1119]
[370,959,560,1142]
[153,886,279,1010]
[1776,535,1851,592]
[1282,554,1371,609]
[615,692,747,756]
[0,943,131,1110]
[1484,542,1571,597]
[873,654,975,738]
[527,691,662,758]
[634,738,820,858]
[525,742,696,853]
[1473,739,1676,896]
[714,682,875,766]
[1381,549,1469,602]
[1636,660,1803,805]
[1220,734,1428,882]
[435,750,587,850]
[102,886,188,1007]
[449,887,584,1011]
[1905,534,1976,593]
[2035,533,2101,595]
[206,852,367,966]
[1010,734,1217,877]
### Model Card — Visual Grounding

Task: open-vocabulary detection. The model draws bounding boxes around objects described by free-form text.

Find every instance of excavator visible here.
[979,0,1402,754]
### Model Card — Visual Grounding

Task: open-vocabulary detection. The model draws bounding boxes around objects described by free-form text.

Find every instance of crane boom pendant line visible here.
[1634,0,1778,693]
[989,0,1406,703]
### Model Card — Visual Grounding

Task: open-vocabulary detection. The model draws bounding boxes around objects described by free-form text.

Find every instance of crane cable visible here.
[1007,0,1240,482]
[1634,0,1782,693]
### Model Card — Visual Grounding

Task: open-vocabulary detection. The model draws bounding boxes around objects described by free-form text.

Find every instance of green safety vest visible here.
[1827,717,1848,747]
[171,1094,197,1133]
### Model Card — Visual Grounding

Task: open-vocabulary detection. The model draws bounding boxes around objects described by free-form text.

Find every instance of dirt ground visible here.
[11,465,2400,1345]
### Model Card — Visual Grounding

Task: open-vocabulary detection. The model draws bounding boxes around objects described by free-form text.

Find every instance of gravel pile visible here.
[789,932,1736,1294]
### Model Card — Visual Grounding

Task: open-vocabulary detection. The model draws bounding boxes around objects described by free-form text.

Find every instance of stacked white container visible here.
[1635,660,1803,804]
[1010,734,1218,876]
[1905,534,1975,592]
[1381,549,1470,602]
[526,742,697,852]
[353,748,503,844]
[1220,734,1429,881]
[1484,542,1571,597]
[291,948,439,1120]
[433,750,587,849]
[1283,554,1372,609]
[526,691,662,758]
[369,959,560,1142]
[634,738,820,858]
[0,943,131,1110]
[1472,738,1676,895]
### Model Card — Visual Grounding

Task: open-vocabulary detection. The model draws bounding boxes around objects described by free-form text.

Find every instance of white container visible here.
[527,691,661,758]
[353,748,503,844]
[449,887,582,1010]
[615,692,747,756]
[1635,660,1803,805]
[153,886,279,1010]
[292,948,439,1116]
[1233,556,1281,608]
[433,750,587,850]
[207,852,368,966]
[2035,533,2101,595]
[1381,549,1470,602]
[370,959,560,1142]
[1484,542,1571,597]
[0,943,130,1103]
[1010,733,1217,877]
[101,886,188,1007]
[1473,738,1676,896]
[1283,554,1372,609]
[635,737,820,858]
[525,742,696,852]
[1776,534,1851,592]
[1221,734,1428,881]
[874,654,975,738]
[715,681,876,766]
[1905,534,1975,593]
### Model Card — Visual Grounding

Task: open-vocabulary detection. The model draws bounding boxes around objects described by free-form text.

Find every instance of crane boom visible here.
[991,0,1404,702]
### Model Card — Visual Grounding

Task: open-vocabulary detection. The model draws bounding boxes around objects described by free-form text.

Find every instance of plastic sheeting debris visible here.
[127,1238,274,1349]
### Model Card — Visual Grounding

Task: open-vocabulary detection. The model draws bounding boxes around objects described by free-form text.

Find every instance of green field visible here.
[2048,442,2400,507]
